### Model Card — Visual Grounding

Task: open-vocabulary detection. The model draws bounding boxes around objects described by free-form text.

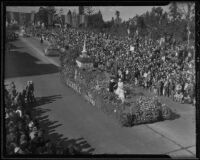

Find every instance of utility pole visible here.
[59,17,64,48]
[187,25,191,49]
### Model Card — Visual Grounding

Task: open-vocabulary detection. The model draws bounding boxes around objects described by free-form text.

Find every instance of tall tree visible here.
[115,10,121,24]
[59,8,64,16]
[136,16,147,38]
[115,10,120,18]
[79,6,84,15]
[169,2,182,22]
[47,6,56,16]
[87,11,104,29]
[36,6,56,27]
[84,6,95,15]
[180,2,195,47]
[36,7,48,25]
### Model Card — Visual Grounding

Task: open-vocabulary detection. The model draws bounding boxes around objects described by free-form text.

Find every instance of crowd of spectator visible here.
[5,81,81,155]
[29,26,195,105]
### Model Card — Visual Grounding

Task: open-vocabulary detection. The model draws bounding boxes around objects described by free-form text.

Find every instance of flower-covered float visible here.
[75,37,93,70]
[59,39,178,127]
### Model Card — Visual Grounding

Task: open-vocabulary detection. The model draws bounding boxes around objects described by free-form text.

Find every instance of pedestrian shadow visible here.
[8,43,24,50]
[36,111,95,155]
[29,95,95,155]
[168,111,180,120]
[47,131,95,155]
[4,50,58,78]
[35,95,62,107]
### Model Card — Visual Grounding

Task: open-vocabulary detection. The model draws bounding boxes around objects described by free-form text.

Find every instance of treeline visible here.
[34,3,195,42]
[86,2,195,42]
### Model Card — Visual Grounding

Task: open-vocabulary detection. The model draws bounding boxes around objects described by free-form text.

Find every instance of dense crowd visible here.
[29,26,195,105]
[6,31,19,42]
[5,81,81,155]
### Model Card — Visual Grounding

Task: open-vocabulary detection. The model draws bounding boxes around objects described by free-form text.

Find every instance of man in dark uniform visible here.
[109,77,117,93]
[40,35,43,44]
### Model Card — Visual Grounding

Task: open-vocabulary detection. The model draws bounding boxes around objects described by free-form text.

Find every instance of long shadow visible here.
[4,49,58,78]
[35,95,63,107]
[30,95,95,155]
[8,42,24,50]
[47,132,95,155]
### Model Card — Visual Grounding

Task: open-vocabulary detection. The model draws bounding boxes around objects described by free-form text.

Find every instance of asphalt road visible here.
[4,36,196,157]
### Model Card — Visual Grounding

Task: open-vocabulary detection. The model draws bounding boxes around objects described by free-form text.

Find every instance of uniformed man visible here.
[109,77,117,92]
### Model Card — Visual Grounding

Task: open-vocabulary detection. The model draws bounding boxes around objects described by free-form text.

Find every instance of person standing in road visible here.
[40,35,43,44]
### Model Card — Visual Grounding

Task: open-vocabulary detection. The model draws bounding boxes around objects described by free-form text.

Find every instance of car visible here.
[44,45,60,56]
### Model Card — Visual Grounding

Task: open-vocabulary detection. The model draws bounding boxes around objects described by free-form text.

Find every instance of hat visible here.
[33,126,37,131]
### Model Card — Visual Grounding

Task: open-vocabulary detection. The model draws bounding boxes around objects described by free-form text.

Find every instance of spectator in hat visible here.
[109,77,117,93]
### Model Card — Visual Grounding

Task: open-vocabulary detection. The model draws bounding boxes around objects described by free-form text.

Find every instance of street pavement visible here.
[4,36,196,157]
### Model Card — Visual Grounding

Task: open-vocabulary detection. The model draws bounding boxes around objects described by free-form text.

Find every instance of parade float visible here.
[75,37,93,70]
[60,38,177,127]
[44,34,60,56]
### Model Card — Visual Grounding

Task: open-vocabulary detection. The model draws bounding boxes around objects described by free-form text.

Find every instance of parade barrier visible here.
[60,56,177,127]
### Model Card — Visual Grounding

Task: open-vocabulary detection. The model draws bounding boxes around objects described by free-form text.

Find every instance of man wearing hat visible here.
[109,76,117,93]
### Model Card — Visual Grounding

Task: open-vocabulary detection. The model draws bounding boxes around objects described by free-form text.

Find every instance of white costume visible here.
[115,81,125,103]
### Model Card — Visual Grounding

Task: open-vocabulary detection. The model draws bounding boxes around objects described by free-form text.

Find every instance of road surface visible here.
[4,37,196,157]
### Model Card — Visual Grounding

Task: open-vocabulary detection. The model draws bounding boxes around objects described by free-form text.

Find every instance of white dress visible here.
[115,81,125,102]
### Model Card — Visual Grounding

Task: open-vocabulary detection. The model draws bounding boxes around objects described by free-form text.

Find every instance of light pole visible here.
[59,16,65,48]
[187,25,191,49]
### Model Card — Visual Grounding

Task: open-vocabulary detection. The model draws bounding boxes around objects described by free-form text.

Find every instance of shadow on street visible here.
[9,43,24,50]
[30,95,95,155]
[4,44,58,78]
[35,95,63,106]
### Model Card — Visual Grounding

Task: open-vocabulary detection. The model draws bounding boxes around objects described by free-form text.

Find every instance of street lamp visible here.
[187,25,191,49]
[58,16,65,48]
